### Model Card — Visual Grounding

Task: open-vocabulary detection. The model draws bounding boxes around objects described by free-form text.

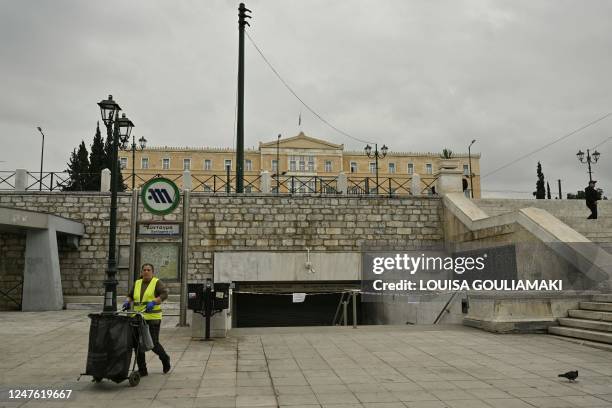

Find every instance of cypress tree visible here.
[546,181,551,199]
[88,121,106,190]
[103,128,126,192]
[64,141,90,191]
[535,162,545,199]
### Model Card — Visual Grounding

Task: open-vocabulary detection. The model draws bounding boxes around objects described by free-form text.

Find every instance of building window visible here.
[407,163,414,175]
[299,157,305,172]
[272,186,279,194]
[289,156,297,172]
[245,185,252,193]
[204,159,212,170]
[272,159,278,172]
[245,159,252,171]
[426,163,433,174]
[162,158,170,170]
[463,164,469,176]
[183,158,191,170]
[324,160,332,172]
[350,162,358,173]
[369,162,376,174]
[307,156,315,172]
[388,163,396,174]
[203,185,212,192]
[141,157,149,169]
[224,159,232,170]
[120,157,127,169]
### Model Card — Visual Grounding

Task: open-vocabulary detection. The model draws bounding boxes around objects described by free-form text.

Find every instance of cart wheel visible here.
[92,376,102,383]
[128,372,140,387]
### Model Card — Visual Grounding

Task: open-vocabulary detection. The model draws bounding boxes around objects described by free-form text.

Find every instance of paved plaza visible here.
[1,311,612,407]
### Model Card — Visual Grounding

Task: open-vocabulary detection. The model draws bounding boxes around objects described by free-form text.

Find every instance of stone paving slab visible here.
[1,311,612,407]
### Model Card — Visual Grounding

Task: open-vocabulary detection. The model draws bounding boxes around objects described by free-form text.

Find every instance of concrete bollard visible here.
[183,170,192,190]
[436,160,463,196]
[411,173,421,196]
[337,172,347,195]
[260,170,271,193]
[100,168,111,192]
[14,169,28,191]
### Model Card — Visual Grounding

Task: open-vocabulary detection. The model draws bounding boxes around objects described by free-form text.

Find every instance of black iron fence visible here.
[0,171,74,192]
[1,170,439,196]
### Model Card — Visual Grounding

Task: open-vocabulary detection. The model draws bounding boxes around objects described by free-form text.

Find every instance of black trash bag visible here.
[85,314,133,382]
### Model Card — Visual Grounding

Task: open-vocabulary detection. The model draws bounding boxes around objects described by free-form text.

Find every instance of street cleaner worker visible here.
[123,263,171,376]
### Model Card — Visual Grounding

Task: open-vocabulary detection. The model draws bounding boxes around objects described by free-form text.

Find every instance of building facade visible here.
[118,132,481,197]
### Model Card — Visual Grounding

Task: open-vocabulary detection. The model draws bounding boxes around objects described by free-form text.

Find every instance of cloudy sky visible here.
[1,0,611,198]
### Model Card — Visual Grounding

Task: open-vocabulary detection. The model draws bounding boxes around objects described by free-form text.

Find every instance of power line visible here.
[482,112,612,179]
[245,31,374,145]
[592,136,612,150]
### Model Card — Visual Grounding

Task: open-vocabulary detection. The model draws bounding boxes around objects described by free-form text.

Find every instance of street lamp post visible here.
[36,127,45,191]
[468,139,476,198]
[98,95,134,314]
[130,135,147,190]
[364,143,388,195]
[576,149,600,183]
[276,133,281,194]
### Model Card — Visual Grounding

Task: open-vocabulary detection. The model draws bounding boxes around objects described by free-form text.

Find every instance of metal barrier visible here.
[0,170,438,197]
[0,281,22,309]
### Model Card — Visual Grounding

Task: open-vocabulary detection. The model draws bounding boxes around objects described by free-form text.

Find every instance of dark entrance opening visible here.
[233,281,360,328]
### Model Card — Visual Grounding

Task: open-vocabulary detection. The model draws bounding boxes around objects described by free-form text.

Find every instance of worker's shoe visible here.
[161,356,171,374]
[138,369,148,377]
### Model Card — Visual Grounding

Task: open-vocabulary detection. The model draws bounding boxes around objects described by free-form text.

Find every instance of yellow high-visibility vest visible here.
[133,277,162,320]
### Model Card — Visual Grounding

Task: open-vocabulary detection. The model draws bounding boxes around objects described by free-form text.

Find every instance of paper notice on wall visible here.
[292,293,306,303]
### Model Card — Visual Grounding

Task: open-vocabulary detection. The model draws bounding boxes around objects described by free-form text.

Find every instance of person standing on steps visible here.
[123,263,171,376]
[585,180,599,220]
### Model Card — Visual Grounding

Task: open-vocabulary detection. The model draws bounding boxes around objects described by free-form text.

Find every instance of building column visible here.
[22,225,63,311]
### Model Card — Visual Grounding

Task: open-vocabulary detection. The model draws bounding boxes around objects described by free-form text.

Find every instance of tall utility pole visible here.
[276,133,281,194]
[236,3,251,193]
[468,139,476,198]
[558,179,562,200]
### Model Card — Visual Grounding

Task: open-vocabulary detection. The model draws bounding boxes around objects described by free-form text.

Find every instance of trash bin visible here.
[83,312,143,386]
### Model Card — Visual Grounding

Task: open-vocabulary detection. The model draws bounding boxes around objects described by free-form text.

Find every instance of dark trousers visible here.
[136,321,169,371]
[587,202,598,219]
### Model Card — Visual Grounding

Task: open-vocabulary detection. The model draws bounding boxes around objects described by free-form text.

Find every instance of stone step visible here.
[548,326,612,344]
[569,309,612,322]
[558,317,612,332]
[593,294,612,303]
[580,302,612,312]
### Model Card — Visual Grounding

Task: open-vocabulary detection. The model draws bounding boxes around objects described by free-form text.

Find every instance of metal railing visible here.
[0,281,22,309]
[272,175,339,194]
[0,171,74,191]
[1,170,440,197]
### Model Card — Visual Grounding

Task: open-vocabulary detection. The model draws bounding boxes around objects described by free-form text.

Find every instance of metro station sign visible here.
[141,177,180,215]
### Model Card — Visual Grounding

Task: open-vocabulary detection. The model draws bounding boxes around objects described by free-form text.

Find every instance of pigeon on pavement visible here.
[558,370,578,382]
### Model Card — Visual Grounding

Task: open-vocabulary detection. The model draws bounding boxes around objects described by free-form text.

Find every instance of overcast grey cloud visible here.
[1,0,611,198]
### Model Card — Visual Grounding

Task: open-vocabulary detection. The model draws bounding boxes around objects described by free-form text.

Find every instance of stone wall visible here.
[0,192,443,303]
[0,193,132,304]
[0,233,25,310]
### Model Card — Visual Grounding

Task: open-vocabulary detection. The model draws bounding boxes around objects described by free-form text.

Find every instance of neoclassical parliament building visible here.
[118,132,481,197]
